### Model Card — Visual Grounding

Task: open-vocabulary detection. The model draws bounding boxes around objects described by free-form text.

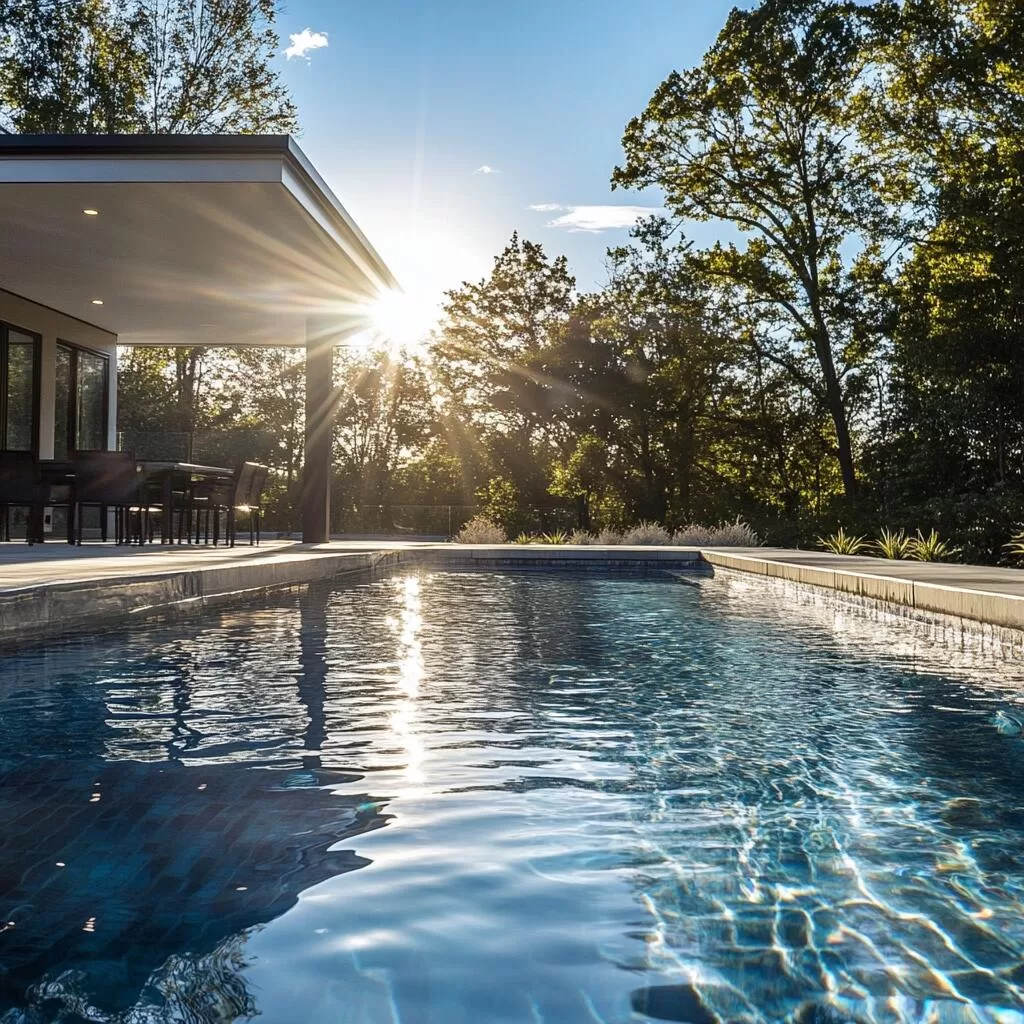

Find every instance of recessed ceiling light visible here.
[91,299,104,305]
[83,209,99,216]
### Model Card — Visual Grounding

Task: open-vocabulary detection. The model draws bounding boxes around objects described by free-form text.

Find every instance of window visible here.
[0,323,39,452]
[54,342,110,458]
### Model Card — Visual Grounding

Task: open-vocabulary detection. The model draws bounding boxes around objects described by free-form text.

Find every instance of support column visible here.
[301,317,338,544]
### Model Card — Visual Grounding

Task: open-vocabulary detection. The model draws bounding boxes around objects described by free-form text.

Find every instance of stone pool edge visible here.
[701,548,1024,629]
[3,543,1024,653]
[0,545,710,646]
[0,548,404,645]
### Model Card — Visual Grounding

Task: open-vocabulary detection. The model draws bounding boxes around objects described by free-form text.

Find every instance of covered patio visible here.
[0,134,397,544]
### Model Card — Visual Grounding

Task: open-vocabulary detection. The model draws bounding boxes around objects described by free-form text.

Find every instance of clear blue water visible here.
[2,569,1024,1024]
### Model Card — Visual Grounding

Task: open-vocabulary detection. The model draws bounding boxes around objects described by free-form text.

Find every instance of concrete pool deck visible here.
[1,540,1023,647]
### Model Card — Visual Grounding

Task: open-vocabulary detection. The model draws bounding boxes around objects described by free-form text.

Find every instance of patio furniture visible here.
[138,467,191,544]
[137,462,235,544]
[71,450,145,545]
[243,464,269,545]
[0,452,74,543]
[191,462,269,546]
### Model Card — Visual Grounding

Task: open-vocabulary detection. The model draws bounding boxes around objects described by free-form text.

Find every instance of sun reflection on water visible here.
[386,576,426,788]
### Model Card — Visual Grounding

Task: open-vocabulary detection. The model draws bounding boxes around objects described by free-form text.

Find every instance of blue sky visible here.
[276,0,735,312]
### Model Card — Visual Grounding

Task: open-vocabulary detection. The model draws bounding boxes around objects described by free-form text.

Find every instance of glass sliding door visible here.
[54,345,71,459]
[0,325,39,540]
[76,350,108,450]
[54,342,110,458]
[1,324,39,452]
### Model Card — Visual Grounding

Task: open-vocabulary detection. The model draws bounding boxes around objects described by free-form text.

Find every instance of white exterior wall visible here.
[0,288,118,457]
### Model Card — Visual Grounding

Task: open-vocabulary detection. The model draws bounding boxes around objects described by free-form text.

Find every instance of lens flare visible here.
[364,288,437,359]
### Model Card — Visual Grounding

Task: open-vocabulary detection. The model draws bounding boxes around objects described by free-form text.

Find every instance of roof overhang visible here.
[0,135,396,346]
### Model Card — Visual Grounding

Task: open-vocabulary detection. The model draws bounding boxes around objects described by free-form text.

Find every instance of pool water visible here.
[2,570,1024,1024]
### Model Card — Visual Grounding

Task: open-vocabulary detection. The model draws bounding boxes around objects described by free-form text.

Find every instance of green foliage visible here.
[475,476,526,536]
[874,528,913,560]
[536,531,570,545]
[817,528,868,555]
[612,1,892,499]
[334,348,434,507]
[96,0,1024,561]
[0,0,296,134]
[1005,531,1024,560]
[908,529,959,563]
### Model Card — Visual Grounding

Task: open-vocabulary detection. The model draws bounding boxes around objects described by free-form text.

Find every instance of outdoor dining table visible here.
[31,459,234,544]
[137,462,235,544]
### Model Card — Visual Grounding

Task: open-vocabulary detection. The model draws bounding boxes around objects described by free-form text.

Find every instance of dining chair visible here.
[191,463,268,546]
[71,451,144,544]
[243,464,269,545]
[0,452,73,543]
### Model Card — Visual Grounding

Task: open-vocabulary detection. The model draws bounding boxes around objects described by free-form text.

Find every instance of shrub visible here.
[817,527,868,555]
[1006,530,1024,561]
[513,532,534,544]
[622,521,672,545]
[908,529,959,562]
[454,516,506,544]
[567,530,596,545]
[536,530,570,544]
[475,476,526,536]
[716,518,760,546]
[675,517,760,546]
[874,527,913,560]
[596,528,623,545]
[672,523,714,546]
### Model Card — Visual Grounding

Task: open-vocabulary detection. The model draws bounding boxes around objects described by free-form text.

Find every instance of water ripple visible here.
[1,570,1024,1023]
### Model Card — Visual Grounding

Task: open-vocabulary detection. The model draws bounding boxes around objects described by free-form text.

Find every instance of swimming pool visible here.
[1,569,1023,1023]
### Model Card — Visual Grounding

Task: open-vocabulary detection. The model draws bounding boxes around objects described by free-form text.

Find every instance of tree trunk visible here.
[817,342,858,500]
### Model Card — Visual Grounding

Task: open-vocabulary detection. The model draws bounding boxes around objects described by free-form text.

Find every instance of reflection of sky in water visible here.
[1,570,1024,1023]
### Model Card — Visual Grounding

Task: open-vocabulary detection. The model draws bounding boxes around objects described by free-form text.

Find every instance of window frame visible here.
[55,339,111,456]
[0,320,42,453]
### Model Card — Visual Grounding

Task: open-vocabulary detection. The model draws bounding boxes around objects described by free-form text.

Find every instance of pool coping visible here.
[700,548,1024,633]
[2,542,1023,650]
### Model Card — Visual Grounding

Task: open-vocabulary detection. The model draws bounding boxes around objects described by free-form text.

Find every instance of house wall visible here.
[0,288,118,458]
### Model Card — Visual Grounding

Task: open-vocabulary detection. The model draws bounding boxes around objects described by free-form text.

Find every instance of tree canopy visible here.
[99,0,1024,560]
[0,0,296,133]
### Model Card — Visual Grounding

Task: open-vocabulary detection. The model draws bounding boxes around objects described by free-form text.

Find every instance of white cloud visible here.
[540,204,664,233]
[528,203,563,212]
[284,28,329,60]
[474,165,500,175]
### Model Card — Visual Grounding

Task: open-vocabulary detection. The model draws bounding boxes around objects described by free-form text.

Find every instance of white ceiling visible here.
[0,175,388,347]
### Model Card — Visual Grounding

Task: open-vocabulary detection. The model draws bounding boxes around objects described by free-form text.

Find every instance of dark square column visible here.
[301,317,339,544]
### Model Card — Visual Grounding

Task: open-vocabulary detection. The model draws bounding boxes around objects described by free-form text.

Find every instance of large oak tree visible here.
[613,1,891,499]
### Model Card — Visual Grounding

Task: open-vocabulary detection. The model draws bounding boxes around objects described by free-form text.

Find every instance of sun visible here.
[363,288,438,359]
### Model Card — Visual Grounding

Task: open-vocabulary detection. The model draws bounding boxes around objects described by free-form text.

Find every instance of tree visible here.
[613,1,891,499]
[135,0,296,133]
[861,0,1024,509]
[434,233,577,499]
[333,347,435,518]
[228,347,305,486]
[0,0,296,134]
[0,0,146,132]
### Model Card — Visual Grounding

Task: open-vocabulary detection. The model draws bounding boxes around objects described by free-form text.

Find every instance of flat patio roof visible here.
[0,134,396,347]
